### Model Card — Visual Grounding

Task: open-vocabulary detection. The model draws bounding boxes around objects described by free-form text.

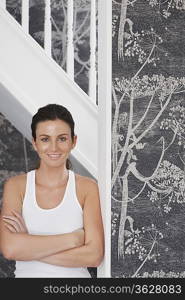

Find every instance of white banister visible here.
[1,0,6,9]
[44,0,52,57]
[3,0,98,103]
[67,0,74,79]
[22,0,29,34]
[89,0,97,103]
[97,0,112,278]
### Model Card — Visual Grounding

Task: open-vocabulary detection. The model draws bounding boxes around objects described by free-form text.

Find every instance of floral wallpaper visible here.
[111,0,185,277]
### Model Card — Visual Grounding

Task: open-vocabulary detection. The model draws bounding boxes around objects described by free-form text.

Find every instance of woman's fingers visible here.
[3,211,28,233]
[3,218,20,232]
[12,210,24,223]
[4,223,17,233]
[3,215,24,232]
[11,210,28,233]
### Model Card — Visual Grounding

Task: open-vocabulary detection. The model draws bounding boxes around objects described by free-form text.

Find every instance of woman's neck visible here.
[35,164,69,187]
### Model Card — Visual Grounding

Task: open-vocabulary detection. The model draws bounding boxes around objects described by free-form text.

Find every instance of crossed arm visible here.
[0,177,104,268]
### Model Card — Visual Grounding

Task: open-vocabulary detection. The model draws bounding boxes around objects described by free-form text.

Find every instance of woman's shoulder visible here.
[74,172,98,194]
[3,173,28,205]
[74,172,97,184]
[4,172,27,194]
[5,172,27,185]
[2,172,33,210]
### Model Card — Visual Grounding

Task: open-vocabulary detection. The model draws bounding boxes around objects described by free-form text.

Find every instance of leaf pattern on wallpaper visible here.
[112,0,185,277]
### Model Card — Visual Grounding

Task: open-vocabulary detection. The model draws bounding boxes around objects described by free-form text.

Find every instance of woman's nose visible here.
[50,141,58,151]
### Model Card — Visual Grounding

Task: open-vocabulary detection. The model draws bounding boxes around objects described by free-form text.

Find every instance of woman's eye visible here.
[41,138,48,142]
[59,137,67,142]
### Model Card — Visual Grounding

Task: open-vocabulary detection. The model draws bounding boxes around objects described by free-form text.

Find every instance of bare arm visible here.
[0,177,84,261]
[39,180,104,267]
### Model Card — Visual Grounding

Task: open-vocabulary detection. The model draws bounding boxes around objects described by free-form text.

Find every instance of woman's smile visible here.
[47,153,62,160]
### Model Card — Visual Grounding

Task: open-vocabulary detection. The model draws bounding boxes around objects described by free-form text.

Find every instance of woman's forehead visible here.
[36,119,71,133]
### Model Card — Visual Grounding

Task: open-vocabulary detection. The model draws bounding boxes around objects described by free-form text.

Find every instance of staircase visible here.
[0,1,97,178]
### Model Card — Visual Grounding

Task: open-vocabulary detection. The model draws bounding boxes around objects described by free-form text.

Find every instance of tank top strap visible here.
[57,169,73,204]
[67,170,76,197]
[25,170,34,193]
[67,170,82,212]
[22,170,35,208]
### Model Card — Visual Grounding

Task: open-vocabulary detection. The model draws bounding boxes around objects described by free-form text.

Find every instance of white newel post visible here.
[89,0,97,103]
[67,0,74,79]
[22,0,29,34]
[44,0,52,57]
[97,0,112,277]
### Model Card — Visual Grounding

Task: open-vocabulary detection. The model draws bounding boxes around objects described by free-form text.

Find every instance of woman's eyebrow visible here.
[39,133,69,137]
[58,133,69,136]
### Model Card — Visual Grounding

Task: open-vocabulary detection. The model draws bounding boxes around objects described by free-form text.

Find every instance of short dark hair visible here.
[31,104,75,169]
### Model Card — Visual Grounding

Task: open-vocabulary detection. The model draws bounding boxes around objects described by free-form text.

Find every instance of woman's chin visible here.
[42,159,66,168]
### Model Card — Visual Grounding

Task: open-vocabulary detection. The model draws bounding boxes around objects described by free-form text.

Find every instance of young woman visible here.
[0,104,104,278]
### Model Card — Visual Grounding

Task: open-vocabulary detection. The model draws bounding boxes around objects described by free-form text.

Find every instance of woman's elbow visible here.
[90,247,104,267]
[1,244,15,261]
[92,255,104,267]
[1,237,20,261]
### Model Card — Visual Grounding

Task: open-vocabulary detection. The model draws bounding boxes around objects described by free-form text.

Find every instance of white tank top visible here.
[15,169,91,278]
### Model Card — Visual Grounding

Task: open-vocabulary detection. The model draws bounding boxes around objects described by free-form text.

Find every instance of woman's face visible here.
[32,119,77,168]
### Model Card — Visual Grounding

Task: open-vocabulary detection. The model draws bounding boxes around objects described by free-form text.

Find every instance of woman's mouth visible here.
[47,154,62,160]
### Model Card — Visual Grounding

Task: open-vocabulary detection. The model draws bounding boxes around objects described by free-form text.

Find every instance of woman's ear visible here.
[32,138,37,152]
[72,135,77,149]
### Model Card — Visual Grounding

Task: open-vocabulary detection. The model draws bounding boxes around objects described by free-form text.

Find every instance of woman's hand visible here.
[2,210,28,233]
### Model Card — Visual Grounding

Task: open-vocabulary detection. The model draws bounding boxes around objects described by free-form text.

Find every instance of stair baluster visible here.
[67,0,74,80]
[44,0,52,57]
[22,0,29,34]
[89,0,97,104]
[1,0,6,9]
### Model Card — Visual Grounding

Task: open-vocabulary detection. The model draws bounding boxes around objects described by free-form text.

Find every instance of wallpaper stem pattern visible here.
[112,0,185,278]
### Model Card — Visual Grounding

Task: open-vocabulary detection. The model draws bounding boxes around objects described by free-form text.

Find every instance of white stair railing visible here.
[44,0,52,57]
[1,0,97,103]
[67,0,74,80]
[1,0,6,9]
[22,0,29,34]
[89,0,97,102]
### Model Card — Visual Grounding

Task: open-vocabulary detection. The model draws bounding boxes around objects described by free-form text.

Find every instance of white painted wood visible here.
[67,0,74,79]
[22,0,29,34]
[0,7,98,178]
[44,0,52,57]
[0,0,6,9]
[97,0,112,278]
[89,0,97,103]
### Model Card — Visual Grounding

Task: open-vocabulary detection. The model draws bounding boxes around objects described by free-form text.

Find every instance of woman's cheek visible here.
[37,143,49,153]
